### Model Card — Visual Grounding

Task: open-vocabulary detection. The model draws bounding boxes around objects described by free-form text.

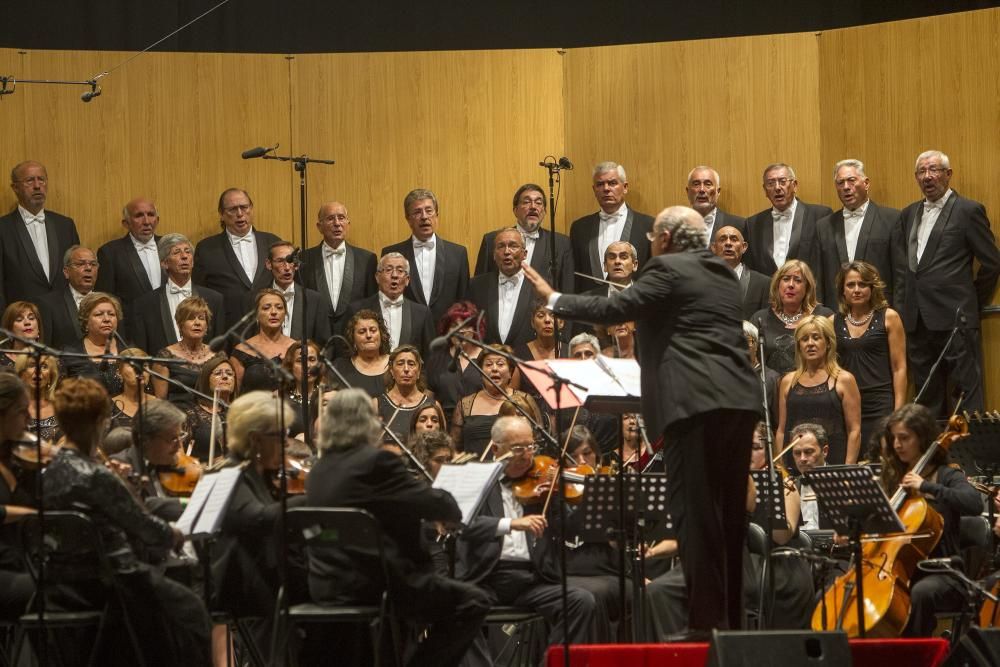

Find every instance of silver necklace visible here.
[776,309,803,324]
[846,309,874,326]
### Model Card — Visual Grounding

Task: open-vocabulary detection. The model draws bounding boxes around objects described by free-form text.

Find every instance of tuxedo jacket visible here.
[0,208,80,312]
[36,288,84,349]
[552,249,761,437]
[474,227,575,294]
[895,192,1000,332]
[95,234,165,315]
[300,243,377,338]
[349,293,435,358]
[192,229,280,330]
[816,201,902,307]
[131,284,225,355]
[738,265,772,320]
[283,284,333,344]
[380,236,470,323]
[569,207,654,293]
[705,209,748,246]
[466,272,537,347]
[743,200,833,290]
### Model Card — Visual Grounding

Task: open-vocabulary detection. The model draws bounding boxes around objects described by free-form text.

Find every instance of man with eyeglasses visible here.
[265,240,332,343]
[381,188,469,322]
[467,227,537,347]
[193,188,280,331]
[95,197,164,322]
[0,160,81,312]
[743,163,832,289]
[300,201,378,338]
[815,160,901,307]
[131,233,225,356]
[37,245,100,348]
[349,252,434,357]
[474,183,574,294]
[895,150,1000,417]
[457,415,596,654]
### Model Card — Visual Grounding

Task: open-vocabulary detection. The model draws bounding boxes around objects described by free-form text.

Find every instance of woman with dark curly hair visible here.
[330,309,391,398]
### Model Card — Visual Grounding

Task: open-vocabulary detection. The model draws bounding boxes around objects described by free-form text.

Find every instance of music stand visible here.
[803,465,904,638]
[949,417,1000,562]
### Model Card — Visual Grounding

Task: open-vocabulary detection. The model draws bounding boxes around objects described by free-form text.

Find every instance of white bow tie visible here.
[24,213,45,225]
[704,213,716,226]
[324,245,346,258]
[772,209,792,221]
[279,288,295,299]
[169,285,191,297]
[500,275,520,287]
[413,239,435,250]
[137,241,157,252]
[232,235,253,245]
[522,230,540,241]
[924,200,944,212]
[381,296,403,309]
[599,211,620,223]
[844,209,864,220]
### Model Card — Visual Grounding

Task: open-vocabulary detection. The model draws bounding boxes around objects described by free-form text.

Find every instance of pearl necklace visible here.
[776,309,803,324]
[846,309,874,326]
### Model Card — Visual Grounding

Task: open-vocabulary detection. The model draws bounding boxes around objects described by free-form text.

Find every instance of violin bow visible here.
[541,406,582,516]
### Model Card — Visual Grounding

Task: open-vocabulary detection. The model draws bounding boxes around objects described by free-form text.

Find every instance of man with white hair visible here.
[349,251,434,357]
[523,205,761,637]
[895,150,1000,416]
[816,160,901,306]
[569,161,653,292]
[685,165,746,246]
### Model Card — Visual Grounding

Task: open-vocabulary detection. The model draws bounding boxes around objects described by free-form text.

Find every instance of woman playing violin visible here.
[880,404,981,636]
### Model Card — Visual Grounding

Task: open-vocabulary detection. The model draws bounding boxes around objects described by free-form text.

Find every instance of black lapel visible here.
[157,290,178,346]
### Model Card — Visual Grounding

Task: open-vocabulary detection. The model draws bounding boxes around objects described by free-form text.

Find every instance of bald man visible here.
[710,225,770,318]
[96,197,164,330]
[685,166,746,246]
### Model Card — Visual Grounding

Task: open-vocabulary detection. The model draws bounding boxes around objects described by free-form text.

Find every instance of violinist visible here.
[880,404,981,637]
[43,377,211,665]
[456,415,596,650]
[789,422,831,531]
[14,353,63,443]
[0,373,36,621]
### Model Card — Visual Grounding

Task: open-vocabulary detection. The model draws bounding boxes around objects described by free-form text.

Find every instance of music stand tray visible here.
[578,473,672,543]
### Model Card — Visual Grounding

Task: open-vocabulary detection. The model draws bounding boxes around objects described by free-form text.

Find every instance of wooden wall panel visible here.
[561,33,824,227]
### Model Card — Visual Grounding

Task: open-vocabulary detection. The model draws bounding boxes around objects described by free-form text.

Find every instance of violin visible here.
[511,455,599,506]
[156,450,203,497]
[811,413,969,637]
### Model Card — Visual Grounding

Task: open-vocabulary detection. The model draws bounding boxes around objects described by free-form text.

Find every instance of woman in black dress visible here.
[109,348,155,431]
[228,288,295,388]
[424,301,485,421]
[281,340,322,440]
[329,309,390,398]
[15,352,63,443]
[152,296,217,405]
[751,260,835,375]
[375,344,441,447]
[184,354,236,463]
[0,301,43,369]
[833,260,907,450]
[61,292,127,396]
[775,314,862,465]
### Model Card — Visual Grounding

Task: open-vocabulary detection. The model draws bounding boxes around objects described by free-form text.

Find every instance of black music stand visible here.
[749,469,788,527]
[950,418,1000,563]
[803,465,904,638]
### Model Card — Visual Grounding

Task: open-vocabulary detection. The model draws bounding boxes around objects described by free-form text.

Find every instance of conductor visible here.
[521,205,761,636]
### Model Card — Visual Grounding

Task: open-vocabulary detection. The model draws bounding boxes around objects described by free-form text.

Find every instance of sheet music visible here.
[175,466,244,536]
[433,462,504,525]
[519,357,641,411]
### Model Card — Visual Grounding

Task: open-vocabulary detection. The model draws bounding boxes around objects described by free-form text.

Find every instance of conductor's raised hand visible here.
[521,262,555,302]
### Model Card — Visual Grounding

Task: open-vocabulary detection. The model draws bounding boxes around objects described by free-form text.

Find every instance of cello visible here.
[811,414,969,637]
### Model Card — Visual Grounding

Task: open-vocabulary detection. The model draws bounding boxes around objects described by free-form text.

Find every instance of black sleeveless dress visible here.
[834,310,894,451]
[377,392,435,445]
[783,377,847,466]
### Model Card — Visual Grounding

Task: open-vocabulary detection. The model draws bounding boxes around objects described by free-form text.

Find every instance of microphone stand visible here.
[755,322,779,628]
[913,308,966,409]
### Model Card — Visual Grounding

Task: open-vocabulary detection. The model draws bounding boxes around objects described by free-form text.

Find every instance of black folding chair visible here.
[14,511,147,667]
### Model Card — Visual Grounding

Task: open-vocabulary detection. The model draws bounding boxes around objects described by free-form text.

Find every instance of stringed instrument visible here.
[811,414,969,637]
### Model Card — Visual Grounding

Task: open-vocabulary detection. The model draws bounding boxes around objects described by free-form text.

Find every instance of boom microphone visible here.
[558,156,574,170]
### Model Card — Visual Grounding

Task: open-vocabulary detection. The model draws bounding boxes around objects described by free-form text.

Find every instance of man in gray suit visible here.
[817,160,901,307]
[895,150,1000,416]
[685,165,746,245]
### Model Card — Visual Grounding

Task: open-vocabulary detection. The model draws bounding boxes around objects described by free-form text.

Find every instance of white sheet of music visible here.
[433,462,504,525]
[175,466,243,536]
[546,356,641,400]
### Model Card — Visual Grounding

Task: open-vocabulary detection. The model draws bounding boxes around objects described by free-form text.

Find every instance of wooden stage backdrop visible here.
[1,8,998,403]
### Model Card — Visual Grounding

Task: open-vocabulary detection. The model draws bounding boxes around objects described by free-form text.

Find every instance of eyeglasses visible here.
[507,443,538,456]
[378,266,408,276]
[915,166,948,177]
[223,204,252,215]
[16,176,47,185]
[764,178,793,189]
[170,431,190,444]
[69,260,100,269]
[211,368,235,378]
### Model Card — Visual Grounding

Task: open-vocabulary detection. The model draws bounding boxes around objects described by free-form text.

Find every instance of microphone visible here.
[208,309,257,352]
[113,330,129,350]
[429,313,478,353]
[288,247,302,267]
[81,83,101,103]
[918,555,964,571]
[558,156,574,170]
[241,144,277,160]
[447,347,460,373]
[98,335,112,373]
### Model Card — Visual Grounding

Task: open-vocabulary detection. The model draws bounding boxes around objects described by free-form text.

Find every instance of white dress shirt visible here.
[597,204,628,275]
[274,282,296,337]
[771,198,799,268]
[69,286,88,309]
[606,281,633,297]
[519,225,541,265]
[842,200,869,261]
[411,234,437,304]
[166,279,193,339]
[379,292,404,350]
[497,483,531,562]
[227,229,257,282]
[497,271,524,343]
[702,207,718,247]
[131,234,162,290]
[917,189,953,263]
[733,263,745,280]
[322,242,347,310]
[19,205,50,281]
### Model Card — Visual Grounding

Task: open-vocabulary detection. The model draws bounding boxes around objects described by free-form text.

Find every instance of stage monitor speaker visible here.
[943,627,1000,667]
[707,630,852,667]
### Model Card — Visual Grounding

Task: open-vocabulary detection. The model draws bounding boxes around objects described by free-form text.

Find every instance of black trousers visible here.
[482,565,596,645]
[909,315,984,417]
[661,408,757,632]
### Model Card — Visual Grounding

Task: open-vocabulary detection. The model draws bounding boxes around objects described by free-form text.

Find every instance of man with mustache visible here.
[349,252,434,358]
[96,197,164,327]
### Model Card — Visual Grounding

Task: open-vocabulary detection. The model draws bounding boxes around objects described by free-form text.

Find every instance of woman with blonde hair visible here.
[774,314,861,465]
[152,296,217,403]
[14,353,62,443]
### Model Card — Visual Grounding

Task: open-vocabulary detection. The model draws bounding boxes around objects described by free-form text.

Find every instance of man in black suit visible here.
[524,205,761,636]
[380,188,469,323]
[817,160,902,308]
[306,389,490,667]
[350,253,434,358]
[37,245,98,348]
[474,183,574,294]
[300,201,377,337]
[710,225,770,319]
[265,240,332,344]
[132,233,225,356]
[456,415,596,648]
[570,240,639,340]
[744,163,832,292]
[0,160,81,311]
[569,161,653,293]
[192,188,279,330]
[95,197,164,323]
[685,165,747,245]
[467,227,537,347]
[895,150,1000,416]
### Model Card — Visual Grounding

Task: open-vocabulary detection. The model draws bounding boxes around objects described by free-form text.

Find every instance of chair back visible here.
[20,511,111,586]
